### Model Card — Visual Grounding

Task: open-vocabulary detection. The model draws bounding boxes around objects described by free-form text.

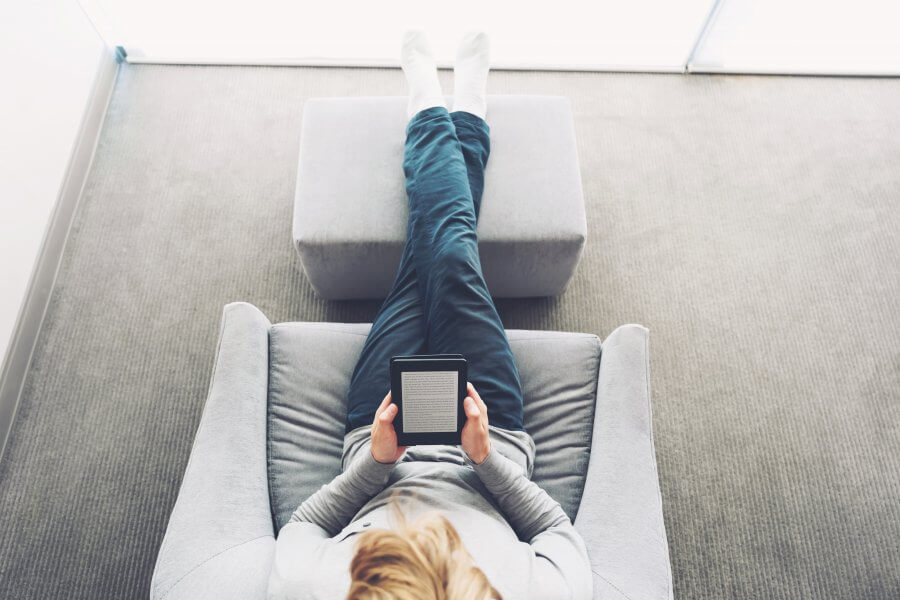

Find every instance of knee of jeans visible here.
[432,244,479,279]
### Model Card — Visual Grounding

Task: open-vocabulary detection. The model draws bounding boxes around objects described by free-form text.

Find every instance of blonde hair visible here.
[347,510,501,600]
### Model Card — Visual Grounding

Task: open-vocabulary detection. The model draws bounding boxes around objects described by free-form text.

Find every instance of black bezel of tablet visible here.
[390,355,467,446]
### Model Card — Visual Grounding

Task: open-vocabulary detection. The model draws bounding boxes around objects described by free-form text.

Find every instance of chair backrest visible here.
[266,322,601,532]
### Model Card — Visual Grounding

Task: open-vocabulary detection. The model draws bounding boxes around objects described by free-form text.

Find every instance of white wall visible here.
[84,0,715,71]
[0,1,107,367]
[691,0,900,75]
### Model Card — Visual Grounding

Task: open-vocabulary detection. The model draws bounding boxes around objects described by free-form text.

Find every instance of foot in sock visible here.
[453,31,490,120]
[400,31,445,120]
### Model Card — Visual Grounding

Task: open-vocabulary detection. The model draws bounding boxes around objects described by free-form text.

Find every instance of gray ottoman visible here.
[151,303,673,600]
[293,96,586,299]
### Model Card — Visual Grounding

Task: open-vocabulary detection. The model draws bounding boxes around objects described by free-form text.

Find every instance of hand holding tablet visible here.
[370,392,407,464]
[460,381,491,464]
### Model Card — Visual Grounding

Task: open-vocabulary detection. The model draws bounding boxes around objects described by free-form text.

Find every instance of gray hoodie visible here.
[267,425,592,599]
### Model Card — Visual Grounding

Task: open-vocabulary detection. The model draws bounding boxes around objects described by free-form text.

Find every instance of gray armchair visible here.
[151,302,672,600]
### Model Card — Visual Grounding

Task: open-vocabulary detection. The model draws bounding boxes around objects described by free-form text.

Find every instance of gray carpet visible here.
[1,64,898,599]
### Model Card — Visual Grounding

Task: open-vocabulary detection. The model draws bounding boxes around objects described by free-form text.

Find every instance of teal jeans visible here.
[346,107,525,432]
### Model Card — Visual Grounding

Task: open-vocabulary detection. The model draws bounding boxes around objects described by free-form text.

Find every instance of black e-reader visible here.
[390,354,467,446]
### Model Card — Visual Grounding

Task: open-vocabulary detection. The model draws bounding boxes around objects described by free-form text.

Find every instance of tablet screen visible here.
[400,370,458,433]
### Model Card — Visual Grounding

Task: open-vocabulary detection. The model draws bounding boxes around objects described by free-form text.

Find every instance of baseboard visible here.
[123,55,687,74]
[0,47,119,461]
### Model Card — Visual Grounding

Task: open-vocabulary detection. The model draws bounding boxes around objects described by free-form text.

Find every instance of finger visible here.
[374,392,392,418]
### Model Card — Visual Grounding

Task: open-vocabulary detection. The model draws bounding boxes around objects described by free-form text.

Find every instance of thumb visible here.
[464,397,480,419]
[380,403,398,423]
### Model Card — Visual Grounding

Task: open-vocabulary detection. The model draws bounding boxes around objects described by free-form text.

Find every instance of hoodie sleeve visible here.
[289,443,395,536]
[473,449,593,600]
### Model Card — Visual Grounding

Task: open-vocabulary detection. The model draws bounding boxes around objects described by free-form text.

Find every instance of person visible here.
[267,31,592,600]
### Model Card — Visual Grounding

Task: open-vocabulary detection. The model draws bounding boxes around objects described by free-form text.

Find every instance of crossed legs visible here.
[346,33,524,433]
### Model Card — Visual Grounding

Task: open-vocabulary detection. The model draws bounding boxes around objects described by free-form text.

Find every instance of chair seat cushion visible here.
[293,95,586,299]
[267,323,601,532]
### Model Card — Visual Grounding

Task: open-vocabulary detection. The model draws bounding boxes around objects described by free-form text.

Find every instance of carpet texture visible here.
[0,65,898,599]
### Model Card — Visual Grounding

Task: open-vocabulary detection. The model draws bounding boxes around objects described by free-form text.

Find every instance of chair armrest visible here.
[574,325,673,600]
[151,302,275,600]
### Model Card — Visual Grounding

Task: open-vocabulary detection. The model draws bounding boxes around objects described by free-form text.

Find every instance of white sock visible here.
[452,31,490,120]
[400,31,445,120]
